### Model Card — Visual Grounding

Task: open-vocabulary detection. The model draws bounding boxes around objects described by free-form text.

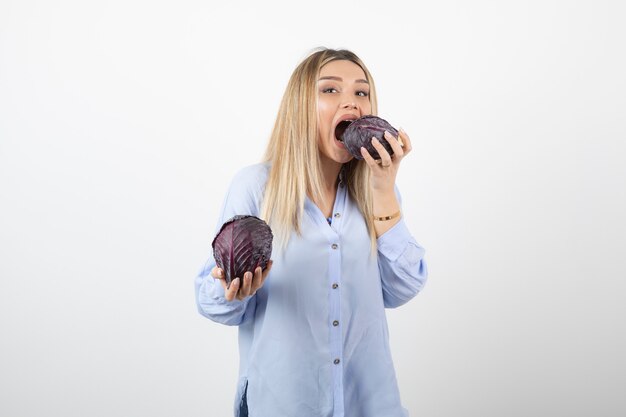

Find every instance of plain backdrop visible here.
[1,1,625,416]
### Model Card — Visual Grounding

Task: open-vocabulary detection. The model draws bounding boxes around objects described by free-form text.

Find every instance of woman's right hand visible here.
[211,260,273,302]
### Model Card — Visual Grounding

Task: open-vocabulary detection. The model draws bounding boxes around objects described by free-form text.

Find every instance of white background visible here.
[1,1,625,416]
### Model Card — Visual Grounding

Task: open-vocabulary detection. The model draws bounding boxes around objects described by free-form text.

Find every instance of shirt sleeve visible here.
[194,164,268,326]
[376,189,428,308]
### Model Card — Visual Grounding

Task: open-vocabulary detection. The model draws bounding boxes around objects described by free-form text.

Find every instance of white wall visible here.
[1,1,625,416]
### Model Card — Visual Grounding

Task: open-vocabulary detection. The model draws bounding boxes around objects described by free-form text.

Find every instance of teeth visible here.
[335,119,353,142]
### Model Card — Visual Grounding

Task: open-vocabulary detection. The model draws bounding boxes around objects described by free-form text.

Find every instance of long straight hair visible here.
[260,48,378,249]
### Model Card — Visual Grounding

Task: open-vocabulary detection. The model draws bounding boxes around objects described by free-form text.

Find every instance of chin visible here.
[332,150,354,165]
[330,137,354,163]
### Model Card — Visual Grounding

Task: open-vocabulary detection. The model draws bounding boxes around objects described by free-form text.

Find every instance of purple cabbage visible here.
[212,215,273,289]
[339,115,399,160]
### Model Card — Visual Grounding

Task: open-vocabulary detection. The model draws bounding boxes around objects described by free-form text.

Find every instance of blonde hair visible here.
[260,48,378,249]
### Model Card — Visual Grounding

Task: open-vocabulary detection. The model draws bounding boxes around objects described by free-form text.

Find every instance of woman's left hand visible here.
[360,128,413,192]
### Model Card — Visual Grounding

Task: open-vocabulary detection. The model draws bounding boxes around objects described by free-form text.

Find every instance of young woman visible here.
[195,48,428,417]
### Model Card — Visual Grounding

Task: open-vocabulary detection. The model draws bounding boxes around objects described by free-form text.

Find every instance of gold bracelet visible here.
[373,210,401,221]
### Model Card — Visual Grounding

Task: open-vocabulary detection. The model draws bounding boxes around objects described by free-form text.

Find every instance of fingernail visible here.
[384,130,391,138]
[218,269,223,277]
[372,137,380,144]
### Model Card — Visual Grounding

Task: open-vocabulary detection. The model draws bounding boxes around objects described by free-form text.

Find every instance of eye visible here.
[356,91,369,97]
[322,87,338,93]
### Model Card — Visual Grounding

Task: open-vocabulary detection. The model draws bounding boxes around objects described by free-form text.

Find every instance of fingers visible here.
[384,131,404,159]
[241,260,274,300]
[364,130,412,167]
[211,266,223,279]
[239,269,261,301]
[362,132,401,169]
[214,266,245,301]
[214,266,237,301]
[236,271,254,300]
[216,260,274,302]
[371,137,393,167]
[398,129,412,155]
[360,145,378,168]
[223,277,240,302]
[258,260,273,288]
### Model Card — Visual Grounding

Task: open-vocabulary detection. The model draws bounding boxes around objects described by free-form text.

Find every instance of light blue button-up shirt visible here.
[195,163,427,417]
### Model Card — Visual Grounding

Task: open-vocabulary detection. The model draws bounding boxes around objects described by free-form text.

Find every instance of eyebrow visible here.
[318,76,369,84]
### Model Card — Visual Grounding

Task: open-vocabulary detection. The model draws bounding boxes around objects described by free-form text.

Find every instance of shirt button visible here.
[334,213,341,218]
[332,283,338,289]
[333,358,340,365]
[331,243,338,250]
[333,320,339,327]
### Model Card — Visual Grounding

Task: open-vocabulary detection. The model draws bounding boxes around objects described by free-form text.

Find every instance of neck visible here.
[318,154,342,193]
[312,154,342,218]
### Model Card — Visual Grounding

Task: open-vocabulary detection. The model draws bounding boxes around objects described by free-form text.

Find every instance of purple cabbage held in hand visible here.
[339,115,399,160]
[212,215,273,289]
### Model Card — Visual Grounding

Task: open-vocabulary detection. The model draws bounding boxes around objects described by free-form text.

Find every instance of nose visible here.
[342,101,358,110]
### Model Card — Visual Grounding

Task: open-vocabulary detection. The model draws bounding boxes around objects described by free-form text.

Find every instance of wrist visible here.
[371,188,396,201]
[373,210,401,221]
[372,192,400,217]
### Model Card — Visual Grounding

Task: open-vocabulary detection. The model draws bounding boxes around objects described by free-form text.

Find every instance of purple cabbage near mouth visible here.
[338,115,399,160]
[212,215,273,289]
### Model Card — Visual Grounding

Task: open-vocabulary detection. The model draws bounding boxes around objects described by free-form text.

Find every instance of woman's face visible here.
[317,60,372,165]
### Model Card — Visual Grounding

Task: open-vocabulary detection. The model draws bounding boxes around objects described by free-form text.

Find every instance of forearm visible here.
[372,189,401,237]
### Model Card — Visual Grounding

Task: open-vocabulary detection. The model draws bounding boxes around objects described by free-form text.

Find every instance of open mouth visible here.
[334,120,353,142]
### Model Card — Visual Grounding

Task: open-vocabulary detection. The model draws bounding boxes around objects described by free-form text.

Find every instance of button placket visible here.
[324,177,345,415]
[326,191,345,406]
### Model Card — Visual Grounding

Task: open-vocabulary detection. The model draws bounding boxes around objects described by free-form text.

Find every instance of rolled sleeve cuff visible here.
[195,272,252,325]
[376,218,413,262]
